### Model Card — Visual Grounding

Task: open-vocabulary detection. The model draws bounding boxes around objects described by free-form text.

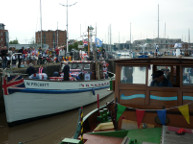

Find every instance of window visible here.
[70,63,82,69]
[121,66,146,84]
[149,65,175,87]
[84,64,90,70]
[183,67,193,85]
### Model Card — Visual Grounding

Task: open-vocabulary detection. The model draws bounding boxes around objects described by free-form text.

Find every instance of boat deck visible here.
[82,133,123,144]
[80,126,193,144]
[162,126,193,144]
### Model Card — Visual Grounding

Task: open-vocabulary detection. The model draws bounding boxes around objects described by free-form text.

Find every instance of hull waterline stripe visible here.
[8,86,109,94]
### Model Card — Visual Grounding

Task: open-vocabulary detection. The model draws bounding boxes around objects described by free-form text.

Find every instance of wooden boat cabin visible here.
[114,57,193,128]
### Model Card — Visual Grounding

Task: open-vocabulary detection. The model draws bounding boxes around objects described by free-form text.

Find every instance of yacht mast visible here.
[40,0,43,48]
[158,4,159,39]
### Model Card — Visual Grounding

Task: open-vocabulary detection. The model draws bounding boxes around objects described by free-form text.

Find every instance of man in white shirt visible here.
[59,47,65,62]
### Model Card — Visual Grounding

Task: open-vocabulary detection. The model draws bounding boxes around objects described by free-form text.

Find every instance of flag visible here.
[2,75,25,95]
[157,109,166,125]
[116,104,126,121]
[178,104,190,124]
[95,38,103,47]
[136,110,145,128]
[83,39,88,46]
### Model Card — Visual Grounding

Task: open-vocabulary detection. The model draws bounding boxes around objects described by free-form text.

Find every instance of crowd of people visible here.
[0,45,109,81]
[0,46,75,69]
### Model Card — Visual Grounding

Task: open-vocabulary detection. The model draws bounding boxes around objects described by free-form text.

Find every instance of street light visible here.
[60,0,77,53]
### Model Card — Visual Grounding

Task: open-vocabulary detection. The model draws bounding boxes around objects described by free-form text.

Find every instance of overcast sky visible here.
[1,0,193,44]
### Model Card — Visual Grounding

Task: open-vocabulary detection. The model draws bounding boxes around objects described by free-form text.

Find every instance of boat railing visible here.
[10,53,22,70]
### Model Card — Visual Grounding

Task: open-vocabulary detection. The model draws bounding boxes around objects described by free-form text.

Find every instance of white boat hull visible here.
[3,78,112,124]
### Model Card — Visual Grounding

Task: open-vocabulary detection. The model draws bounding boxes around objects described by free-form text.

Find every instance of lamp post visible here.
[60,0,77,53]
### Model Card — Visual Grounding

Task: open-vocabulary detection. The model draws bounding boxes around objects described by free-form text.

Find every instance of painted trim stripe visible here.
[183,96,193,101]
[120,94,178,101]
[8,86,109,94]
[120,94,145,100]
[150,95,177,101]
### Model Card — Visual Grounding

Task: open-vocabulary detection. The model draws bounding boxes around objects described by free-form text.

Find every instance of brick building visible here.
[0,23,9,47]
[35,30,66,48]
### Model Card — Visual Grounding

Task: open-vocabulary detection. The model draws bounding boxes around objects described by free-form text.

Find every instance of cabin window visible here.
[84,64,90,70]
[183,67,193,85]
[121,66,146,84]
[70,63,82,69]
[149,65,177,87]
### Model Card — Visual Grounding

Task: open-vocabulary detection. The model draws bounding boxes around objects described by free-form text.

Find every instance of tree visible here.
[9,39,19,44]
[69,40,85,51]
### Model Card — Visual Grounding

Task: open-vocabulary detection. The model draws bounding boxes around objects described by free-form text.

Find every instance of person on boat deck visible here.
[38,65,48,80]
[150,70,172,87]
[26,63,37,79]
[39,65,45,74]
[62,61,70,81]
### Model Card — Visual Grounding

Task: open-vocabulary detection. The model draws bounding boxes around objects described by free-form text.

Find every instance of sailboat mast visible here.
[188,28,190,44]
[130,22,132,51]
[88,26,90,57]
[40,0,43,49]
[66,0,69,53]
[158,4,159,39]
[57,22,59,48]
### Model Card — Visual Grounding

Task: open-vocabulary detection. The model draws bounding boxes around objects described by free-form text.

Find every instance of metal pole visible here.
[66,0,69,53]
[40,0,43,49]
[57,22,59,47]
[88,26,90,57]
[130,22,132,51]
[158,4,159,39]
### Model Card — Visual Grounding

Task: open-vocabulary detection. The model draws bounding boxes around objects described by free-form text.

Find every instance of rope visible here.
[80,107,84,143]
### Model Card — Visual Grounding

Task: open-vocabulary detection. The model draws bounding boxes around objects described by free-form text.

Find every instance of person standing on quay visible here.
[59,47,65,62]
[62,61,70,81]
[0,46,8,69]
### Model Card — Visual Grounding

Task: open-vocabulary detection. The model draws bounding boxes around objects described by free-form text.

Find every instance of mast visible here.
[57,22,59,48]
[88,26,90,57]
[110,24,112,53]
[164,22,166,38]
[66,0,69,53]
[130,22,132,51]
[188,28,190,44]
[40,0,43,48]
[158,4,159,40]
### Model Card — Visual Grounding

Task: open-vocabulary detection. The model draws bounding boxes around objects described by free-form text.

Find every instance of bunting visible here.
[116,104,126,121]
[178,104,190,124]
[157,109,166,125]
[115,102,192,125]
[136,110,145,128]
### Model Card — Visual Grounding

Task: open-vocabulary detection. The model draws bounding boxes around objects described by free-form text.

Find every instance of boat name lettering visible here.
[26,82,49,87]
